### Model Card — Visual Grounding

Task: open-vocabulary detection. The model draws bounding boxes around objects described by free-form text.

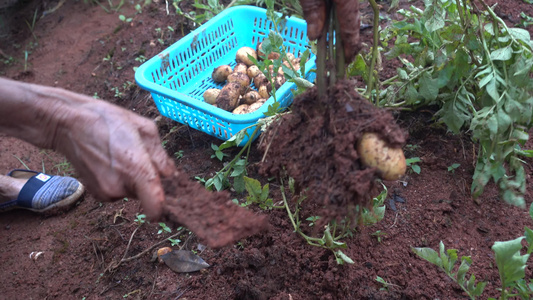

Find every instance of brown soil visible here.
[162,170,268,249]
[259,81,406,225]
[1,1,533,299]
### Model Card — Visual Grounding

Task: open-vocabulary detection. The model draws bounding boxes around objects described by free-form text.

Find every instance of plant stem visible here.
[365,0,381,102]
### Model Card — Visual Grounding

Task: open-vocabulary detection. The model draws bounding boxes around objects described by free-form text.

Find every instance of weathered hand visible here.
[300,0,361,63]
[56,99,175,219]
[0,77,176,220]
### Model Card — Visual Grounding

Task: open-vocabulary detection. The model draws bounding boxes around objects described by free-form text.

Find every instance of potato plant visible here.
[353,0,533,207]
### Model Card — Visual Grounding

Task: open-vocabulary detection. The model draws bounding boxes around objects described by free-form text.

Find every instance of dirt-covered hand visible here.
[299,0,361,63]
[54,99,176,220]
[0,78,175,220]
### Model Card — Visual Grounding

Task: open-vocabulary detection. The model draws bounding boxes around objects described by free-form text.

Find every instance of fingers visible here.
[301,0,328,40]
[332,0,361,63]
[137,118,176,178]
[132,164,165,221]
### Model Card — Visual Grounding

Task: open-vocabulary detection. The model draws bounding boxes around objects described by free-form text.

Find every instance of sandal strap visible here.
[17,173,54,209]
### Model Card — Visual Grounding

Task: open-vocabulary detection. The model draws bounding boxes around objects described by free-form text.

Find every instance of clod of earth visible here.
[161,170,269,248]
[259,80,406,223]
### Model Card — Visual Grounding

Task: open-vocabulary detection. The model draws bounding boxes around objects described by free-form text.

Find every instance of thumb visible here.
[135,173,165,221]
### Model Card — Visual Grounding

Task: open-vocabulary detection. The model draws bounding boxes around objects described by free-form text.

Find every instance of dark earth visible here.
[1,0,533,299]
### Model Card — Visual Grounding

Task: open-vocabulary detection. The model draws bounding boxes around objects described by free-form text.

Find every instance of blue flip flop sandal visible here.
[0,169,85,213]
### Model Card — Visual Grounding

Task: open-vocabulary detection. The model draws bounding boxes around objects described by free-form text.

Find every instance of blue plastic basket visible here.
[135,5,316,144]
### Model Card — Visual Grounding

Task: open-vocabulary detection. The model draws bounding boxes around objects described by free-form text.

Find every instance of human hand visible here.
[300,0,361,63]
[53,98,176,220]
[0,78,175,219]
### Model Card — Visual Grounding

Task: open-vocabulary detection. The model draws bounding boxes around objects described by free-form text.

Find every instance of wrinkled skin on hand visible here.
[55,100,176,219]
[0,78,176,220]
[299,0,361,63]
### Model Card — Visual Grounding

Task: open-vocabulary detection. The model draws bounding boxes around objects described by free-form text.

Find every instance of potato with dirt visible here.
[232,104,250,114]
[203,88,221,104]
[215,82,241,111]
[357,132,406,181]
[236,46,257,66]
[227,72,250,95]
[212,65,232,83]
[233,63,248,75]
[253,73,269,88]
[242,90,261,105]
[248,99,266,113]
[247,65,261,79]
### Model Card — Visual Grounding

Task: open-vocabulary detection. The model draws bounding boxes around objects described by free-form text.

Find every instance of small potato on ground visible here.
[356,132,406,181]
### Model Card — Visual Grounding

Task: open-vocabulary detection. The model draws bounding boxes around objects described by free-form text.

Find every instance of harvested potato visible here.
[253,73,269,88]
[273,75,286,89]
[247,65,261,79]
[248,100,265,113]
[233,63,248,74]
[268,52,281,60]
[232,104,249,114]
[258,85,269,98]
[242,90,261,105]
[256,42,280,60]
[203,88,221,105]
[212,65,232,83]
[216,82,241,111]
[227,72,250,95]
[356,132,406,181]
[284,52,296,63]
[236,46,257,66]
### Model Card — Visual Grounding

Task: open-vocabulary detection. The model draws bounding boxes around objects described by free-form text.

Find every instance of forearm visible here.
[0,77,92,150]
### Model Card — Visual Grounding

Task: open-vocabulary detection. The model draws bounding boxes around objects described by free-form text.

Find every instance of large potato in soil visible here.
[216,82,241,111]
[357,132,406,181]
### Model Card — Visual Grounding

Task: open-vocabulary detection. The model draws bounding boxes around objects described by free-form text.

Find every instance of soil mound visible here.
[259,80,406,222]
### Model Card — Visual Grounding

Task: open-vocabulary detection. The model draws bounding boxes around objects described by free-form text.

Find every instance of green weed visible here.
[414,203,533,299]
[405,157,421,174]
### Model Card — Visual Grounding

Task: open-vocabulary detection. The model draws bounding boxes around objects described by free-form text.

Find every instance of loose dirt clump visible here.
[162,170,268,248]
[259,80,406,223]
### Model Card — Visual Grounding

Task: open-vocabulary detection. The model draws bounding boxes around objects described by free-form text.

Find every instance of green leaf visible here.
[456,256,472,284]
[507,27,531,44]
[244,176,262,199]
[423,3,446,32]
[233,174,245,194]
[412,246,442,268]
[490,46,513,61]
[336,250,354,264]
[419,72,439,101]
[492,237,529,287]
[525,226,533,254]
